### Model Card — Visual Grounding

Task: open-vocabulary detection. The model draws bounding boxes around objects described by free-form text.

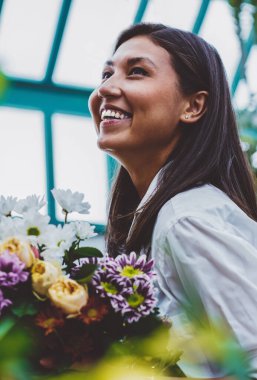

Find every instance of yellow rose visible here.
[48,278,88,315]
[0,237,36,268]
[32,260,60,297]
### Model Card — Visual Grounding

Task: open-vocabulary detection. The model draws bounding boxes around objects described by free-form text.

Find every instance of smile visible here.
[100,108,132,121]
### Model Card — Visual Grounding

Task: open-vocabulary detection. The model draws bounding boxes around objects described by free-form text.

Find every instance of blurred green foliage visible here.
[0,71,7,101]
[228,0,257,34]
[0,317,34,380]
[0,312,251,380]
[227,0,257,176]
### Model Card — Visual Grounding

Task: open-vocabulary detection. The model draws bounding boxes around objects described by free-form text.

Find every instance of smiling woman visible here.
[89,23,257,378]
[89,35,202,195]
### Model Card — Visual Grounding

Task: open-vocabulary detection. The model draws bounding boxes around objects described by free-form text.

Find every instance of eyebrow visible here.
[104,57,157,68]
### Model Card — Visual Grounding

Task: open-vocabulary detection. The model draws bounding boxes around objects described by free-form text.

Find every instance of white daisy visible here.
[70,221,97,240]
[15,194,46,215]
[0,196,17,216]
[40,223,75,260]
[17,210,51,244]
[51,189,90,215]
[0,216,23,240]
[41,246,66,264]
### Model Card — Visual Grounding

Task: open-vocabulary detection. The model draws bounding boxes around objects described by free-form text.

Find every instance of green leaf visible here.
[72,263,98,284]
[12,301,38,317]
[71,247,103,260]
[0,317,16,340]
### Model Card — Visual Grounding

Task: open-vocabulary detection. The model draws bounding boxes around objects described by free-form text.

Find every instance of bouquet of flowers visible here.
[0,190,183,377]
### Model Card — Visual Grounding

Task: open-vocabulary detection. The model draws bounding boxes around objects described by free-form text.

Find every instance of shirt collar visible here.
[135,170,161,213]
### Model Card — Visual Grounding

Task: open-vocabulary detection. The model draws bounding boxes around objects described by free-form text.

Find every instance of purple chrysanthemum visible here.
[0,251,29,288]
[103,252,155,286]
[110,278,157,323]
[92,253,157,323]
[0,289,12,315]
[92,261,124,302]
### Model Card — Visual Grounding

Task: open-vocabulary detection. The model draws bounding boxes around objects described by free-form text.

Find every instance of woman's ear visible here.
[180,91,208,123]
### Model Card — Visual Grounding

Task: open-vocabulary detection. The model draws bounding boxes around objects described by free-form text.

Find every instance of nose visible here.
[97,77,122,99]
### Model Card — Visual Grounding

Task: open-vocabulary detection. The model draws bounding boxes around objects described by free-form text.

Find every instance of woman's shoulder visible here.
[157,183,233,224]
[153,183,257,240]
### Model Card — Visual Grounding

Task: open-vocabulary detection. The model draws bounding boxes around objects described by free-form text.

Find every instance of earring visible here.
[184,114,190,119]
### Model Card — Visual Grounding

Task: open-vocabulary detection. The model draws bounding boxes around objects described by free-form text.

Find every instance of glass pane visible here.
[0,107,46,198]
[52,114,108,224]
[143,0,201,31]
[53,0,138,87]
[200,0,241,84]
[0,0,62,79]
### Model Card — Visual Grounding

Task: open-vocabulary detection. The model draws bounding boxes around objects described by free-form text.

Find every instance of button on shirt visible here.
[135,173,257,378]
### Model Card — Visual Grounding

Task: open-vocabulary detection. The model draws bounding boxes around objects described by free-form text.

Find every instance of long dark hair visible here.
[106,23,257,256]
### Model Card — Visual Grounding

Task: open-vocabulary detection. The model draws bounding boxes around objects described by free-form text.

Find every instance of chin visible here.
[97,137,116,152]
[98,138,126,161]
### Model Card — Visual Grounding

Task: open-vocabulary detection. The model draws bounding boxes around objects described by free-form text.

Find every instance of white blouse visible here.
[135,174,257,378]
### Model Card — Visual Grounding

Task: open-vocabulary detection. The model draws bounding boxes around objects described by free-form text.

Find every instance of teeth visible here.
[101,109,130,120]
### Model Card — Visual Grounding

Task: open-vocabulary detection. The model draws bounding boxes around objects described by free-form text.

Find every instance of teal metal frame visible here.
[0,0,256,231]
[44,0,72,83]
[231,26,256,96]
[0,0,4,16]
[192,0,211,34]
[133,0,150,24]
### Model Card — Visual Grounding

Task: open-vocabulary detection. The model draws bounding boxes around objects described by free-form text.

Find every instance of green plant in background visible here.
[228,1,257,176]
[0,317,34,380]
[228,0,257,80]
[228,0,257,32]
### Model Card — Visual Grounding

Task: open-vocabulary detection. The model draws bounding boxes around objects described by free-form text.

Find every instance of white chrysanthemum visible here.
[15,194,46,215]
[40,224,75,263]
[17,211,51,244]
[0,196,17,216]
[70,221,97,240]
[51,189,90,215]
[41,247,66,264]
[0,216,23,240]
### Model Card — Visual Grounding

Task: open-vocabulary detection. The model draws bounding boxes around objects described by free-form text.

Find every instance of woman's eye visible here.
[129,67,148,76]
[102,71,112,80]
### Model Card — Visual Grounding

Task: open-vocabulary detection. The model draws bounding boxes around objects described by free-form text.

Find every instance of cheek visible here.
[88,90,100,119]
[134,93,179,128]
[131,97,181,143]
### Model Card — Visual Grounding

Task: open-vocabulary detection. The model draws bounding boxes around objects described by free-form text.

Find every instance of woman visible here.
[89,23,257,378]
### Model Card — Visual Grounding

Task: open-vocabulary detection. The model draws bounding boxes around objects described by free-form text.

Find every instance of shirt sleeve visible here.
[161,215,257,377]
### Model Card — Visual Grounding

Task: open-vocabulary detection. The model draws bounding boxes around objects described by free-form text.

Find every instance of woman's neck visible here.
[116,148,174,198]
[126,161,163,199]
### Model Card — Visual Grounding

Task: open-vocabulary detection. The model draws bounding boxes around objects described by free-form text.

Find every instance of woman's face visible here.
[89,35,187,163]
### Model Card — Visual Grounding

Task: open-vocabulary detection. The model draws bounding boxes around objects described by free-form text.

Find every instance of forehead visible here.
[111,35,172,67]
